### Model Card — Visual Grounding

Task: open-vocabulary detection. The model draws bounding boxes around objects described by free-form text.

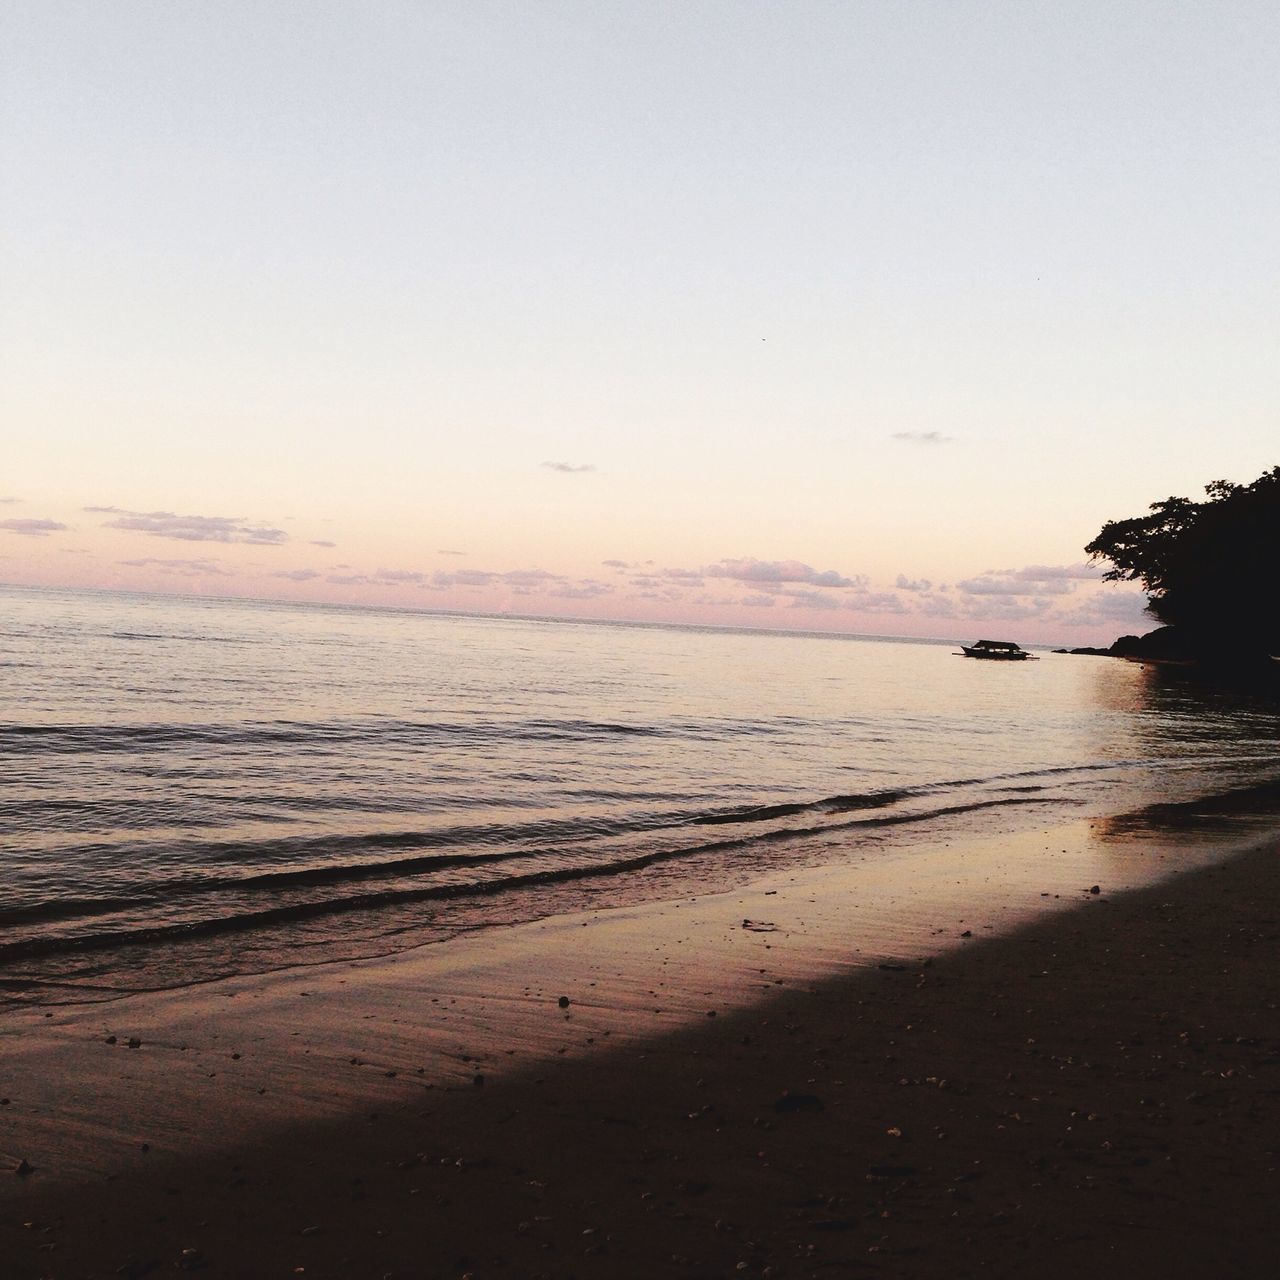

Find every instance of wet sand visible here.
[2,822,1278,1277]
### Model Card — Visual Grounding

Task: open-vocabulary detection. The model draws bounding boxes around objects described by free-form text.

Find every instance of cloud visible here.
[602,559,630,569]
[849,591,908,614]
[895,574,932,592]
[542,461,596,474]
[1009,562,1103,581]
[373,568,431,585]
[432,567,561,588]
[891,430,954,445]
[958,574,1074,597]
[93,507,288,545]
[309,539,337,549]
[705,558,867,590]
[438,548,467,556]
[119,557,230,576]
[431,569,496,588]
[318,565,572,593]
[628,587,686,603]
[273,569,321,582]
[961,596,1054,622]
[956,564,1098,597]
[0,518,67,536]
[328,568,440,587]
[1054,589,1151,629]
[915,593,958,618]
[786,589,841,611]
[547,581,614,599]
[739,593,777,608]
[0,497,20,504]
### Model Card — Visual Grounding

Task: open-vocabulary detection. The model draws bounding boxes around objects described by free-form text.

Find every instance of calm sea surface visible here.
[2,586,1278,1002]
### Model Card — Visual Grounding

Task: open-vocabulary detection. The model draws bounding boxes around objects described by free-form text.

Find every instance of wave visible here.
[0,716,683,754]
[0,785,926,919]
[691,788,912,825]
[0,794,1058,964]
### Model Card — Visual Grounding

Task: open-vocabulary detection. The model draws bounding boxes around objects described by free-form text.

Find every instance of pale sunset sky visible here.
[3,2,1277,643]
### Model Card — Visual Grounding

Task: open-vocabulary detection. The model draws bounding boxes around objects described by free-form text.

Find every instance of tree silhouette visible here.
[1086,466,1280,658]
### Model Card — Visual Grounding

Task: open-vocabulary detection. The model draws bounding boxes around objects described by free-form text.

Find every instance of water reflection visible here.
[1079,658,1280,857]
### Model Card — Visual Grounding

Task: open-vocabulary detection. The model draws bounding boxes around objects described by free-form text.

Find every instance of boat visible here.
[957,639,1036,661]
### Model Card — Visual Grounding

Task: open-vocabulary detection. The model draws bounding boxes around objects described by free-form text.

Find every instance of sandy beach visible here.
[3,814,1277,1279]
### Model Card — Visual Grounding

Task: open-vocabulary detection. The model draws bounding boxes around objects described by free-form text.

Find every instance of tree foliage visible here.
[1086,466,1280,656]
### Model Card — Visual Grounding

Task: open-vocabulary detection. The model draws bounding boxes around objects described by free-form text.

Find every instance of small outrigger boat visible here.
[957,639,1037,661]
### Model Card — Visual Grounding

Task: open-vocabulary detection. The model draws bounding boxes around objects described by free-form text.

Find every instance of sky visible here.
[3,1,1277,643]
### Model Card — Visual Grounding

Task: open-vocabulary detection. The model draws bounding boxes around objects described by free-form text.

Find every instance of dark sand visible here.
[3,832,1278,1278]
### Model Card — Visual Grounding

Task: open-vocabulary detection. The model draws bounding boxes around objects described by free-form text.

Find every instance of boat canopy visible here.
[971,639,1024,651]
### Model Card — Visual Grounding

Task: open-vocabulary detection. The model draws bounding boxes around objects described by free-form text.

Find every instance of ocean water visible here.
[2,585,1278,1003]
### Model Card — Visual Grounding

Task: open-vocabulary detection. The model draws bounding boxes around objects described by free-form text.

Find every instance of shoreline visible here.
[3,815,1278,1276]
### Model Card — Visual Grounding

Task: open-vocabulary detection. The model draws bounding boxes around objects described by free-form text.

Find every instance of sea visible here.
[3,585,1278,1005]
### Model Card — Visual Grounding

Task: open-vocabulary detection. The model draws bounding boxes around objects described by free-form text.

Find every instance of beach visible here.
[3,814,1277,1278]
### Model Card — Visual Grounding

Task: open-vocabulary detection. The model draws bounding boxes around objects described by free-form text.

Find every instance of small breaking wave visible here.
[0,793,1061,964]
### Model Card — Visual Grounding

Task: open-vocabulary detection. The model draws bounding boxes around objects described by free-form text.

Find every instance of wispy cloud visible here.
[541,461,597,474]
[273,568,322,582]
[547,581,614,599]
[891,431,954,445]
[0,497,21,504]
[430,568,496,588]
[1008,563,1102,581]
[374,569,431,585]
[957,563,1101,598]
[851,591,908,614]
[786,588,841,611]
[309,539,337,549]
[958,574,1073,597]
[317,565,570,592]
[1,518,67,536]
[705,558,867,590]
[895,574,932,593]
[119,557,231,576]
[91,507,288,545]
[961,596,1054,622]
[1054,589,1151,629]
[438,548,467,556]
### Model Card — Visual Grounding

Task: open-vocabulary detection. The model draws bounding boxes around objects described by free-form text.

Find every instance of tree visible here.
[1085,466,1280,658]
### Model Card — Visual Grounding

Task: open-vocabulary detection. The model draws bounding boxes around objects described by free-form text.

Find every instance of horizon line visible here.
[0,578,1067,650]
